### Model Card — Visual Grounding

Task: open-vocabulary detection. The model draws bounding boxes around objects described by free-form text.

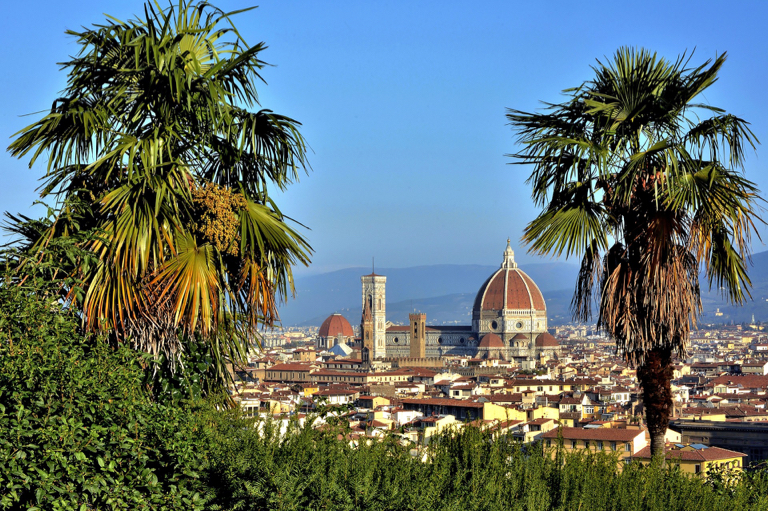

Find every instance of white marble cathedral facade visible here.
[362,241,560,364]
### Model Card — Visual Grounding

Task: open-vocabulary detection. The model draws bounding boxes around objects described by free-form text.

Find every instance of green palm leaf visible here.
[4,0,313,394]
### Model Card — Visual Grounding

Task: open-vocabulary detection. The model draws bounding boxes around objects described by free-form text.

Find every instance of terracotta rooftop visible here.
[401,398,484,409]
[711,375,768,389]
[478,332,504,349]
[319,313,354,338]
[535,332,559,348]
[633,444,746,462]
[542,427,645,442]
[473,266,546,313]
[267,363,314,372]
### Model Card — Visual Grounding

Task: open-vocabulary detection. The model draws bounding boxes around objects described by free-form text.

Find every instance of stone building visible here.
[316,313,355,351]
[360,241,561,365]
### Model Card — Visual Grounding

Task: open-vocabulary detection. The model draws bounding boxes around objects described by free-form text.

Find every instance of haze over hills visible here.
[277,262,579,327]
[275,251,768,328]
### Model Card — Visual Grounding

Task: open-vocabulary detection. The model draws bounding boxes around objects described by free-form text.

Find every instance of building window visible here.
[611,442,617,451]
[584,441,590,449]
[694,464,701,474]
[460,338,465,344]
[546,439,551,447]
[625,443,631,452]
[597,441,603,451]
[491,320,498,330]
[571,440,577,449]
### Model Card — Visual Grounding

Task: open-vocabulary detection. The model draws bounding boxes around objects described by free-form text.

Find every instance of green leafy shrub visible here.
[0,270,207,510]
[203,417,768,511]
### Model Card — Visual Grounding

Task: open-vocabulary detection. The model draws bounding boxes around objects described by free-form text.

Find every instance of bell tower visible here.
[361,271,386,359]
[409,312,426,358]
[361,298,374,364]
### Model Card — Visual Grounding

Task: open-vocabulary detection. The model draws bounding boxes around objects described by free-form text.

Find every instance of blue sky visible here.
[2,1,767,275]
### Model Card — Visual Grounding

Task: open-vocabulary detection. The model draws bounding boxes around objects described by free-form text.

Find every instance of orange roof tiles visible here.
[633,445,746,462]
[542,427,645,442]
[473,267,547,312]
[535,332,559,347]
[478,332,504,348]
[319,313,354,338]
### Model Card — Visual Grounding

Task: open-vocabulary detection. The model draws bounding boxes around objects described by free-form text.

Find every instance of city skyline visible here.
[3,1,768,276]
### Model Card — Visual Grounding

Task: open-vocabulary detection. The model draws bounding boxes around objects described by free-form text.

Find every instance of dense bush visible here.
[203,416,768,511]
[0,273,207,510]
[2,267,768,510]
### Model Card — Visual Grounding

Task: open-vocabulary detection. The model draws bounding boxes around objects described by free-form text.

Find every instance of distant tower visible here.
[361,271,387,359]
[409,312,426,359]
[361,298,374,364]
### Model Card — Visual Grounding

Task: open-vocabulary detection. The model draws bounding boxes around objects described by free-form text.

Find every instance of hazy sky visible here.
[2,1,767,276]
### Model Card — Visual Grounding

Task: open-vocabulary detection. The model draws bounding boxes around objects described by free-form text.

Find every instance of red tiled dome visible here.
[473,268,546,313]
[319,313,354,338]
[535,332,559,347]
[478,332,504,349]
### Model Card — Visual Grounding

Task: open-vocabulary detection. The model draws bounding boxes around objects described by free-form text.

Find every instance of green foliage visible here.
[507,47,763,456]
[0,269,208,510]
[5,0,312,387]
[148,338,220,405]
[202,417,768,511]
[507,47,762,364]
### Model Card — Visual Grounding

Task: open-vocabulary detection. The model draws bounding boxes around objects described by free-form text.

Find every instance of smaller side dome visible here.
[319,313,354,338]
[478,332,504,349]
[535,332,559,347]
[512,333,529,341]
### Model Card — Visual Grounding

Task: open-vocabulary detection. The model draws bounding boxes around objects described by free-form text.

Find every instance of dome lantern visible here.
[502,238,517,269]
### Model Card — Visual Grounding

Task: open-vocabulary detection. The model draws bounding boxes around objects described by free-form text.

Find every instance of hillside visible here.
[276,251,768,327]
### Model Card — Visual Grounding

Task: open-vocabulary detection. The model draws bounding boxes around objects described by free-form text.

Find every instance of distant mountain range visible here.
[276,251,768,327]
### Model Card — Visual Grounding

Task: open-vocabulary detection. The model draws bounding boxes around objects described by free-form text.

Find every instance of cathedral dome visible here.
[478,332,504,348]
[535,332,559,347]
[472,241,546,314]
[319,313,354,338]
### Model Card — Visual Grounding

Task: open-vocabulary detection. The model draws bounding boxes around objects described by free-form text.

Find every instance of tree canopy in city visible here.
[507,47,762,457]
[6,0,311,385]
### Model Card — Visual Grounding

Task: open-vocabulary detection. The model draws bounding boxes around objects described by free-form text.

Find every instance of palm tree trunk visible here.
[637,347,673,461]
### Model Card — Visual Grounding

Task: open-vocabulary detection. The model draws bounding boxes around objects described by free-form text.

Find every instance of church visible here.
[358,241,560,365]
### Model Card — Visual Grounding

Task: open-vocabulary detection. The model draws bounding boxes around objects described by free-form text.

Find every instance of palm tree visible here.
[506,48,762,458]
[6,1,311,387]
